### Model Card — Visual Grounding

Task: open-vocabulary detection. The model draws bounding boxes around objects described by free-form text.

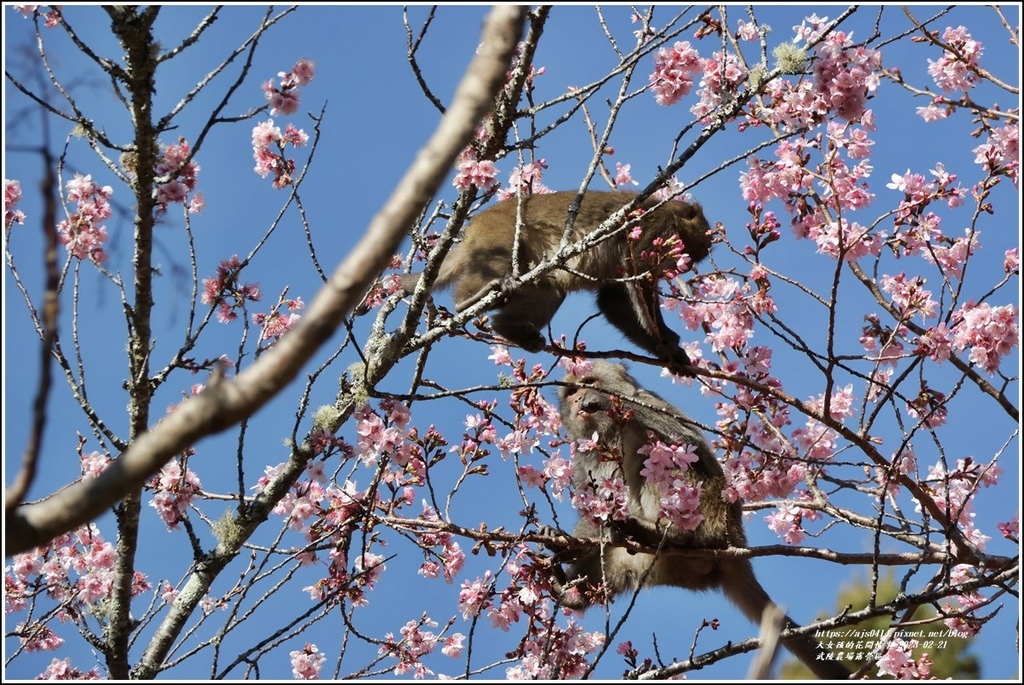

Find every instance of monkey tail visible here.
[395,245,463,299]
[721,562,851,680]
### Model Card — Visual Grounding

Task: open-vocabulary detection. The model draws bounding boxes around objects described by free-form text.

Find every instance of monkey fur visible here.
[553,361,851,680]
[399,191,712,376]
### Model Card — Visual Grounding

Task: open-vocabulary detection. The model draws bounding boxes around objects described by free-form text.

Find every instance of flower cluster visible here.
[252,118,310,189]
[497,158,552,200]
[201,255,261,323]
[417,502,466,583]
[251,58,314,188]
[5,524,152,655]
[5,178,25,229]
[452,147,499,193]
[810,29,880,122]
[672,274,755,354]
[57,173,112,263]
[972,121,1018,186]
[149,459,203,529]
[765,499,821,545]
[949,302,1019,375]
[572,469,629,525]
[927,26,983,93]
[79,450,111,479]
[637,435,704,531]
[263,57,316,116]
[506,617,605,679]
[691,49,747,120]
[354,401,423,474]
[649,40,702,106]
[253,293,304,341]
[919,457,1001,551]
[876,637,932,679]
[34,658,101,680]
[289,642,326,680]
[154,137,203,214]
[880,272,938,321]
[378,616,466,678]
[12,4,61,28]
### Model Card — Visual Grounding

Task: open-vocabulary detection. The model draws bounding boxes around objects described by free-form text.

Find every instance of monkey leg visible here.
[489,283,565,352]
[595,282,694,375]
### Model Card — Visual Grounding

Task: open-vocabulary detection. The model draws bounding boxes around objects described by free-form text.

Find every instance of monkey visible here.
[551,360,851,680]
[385,191,712,376]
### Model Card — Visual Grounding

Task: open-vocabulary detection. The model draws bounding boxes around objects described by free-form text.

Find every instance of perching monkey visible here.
[552,361,851,680]
[394,191,712,376]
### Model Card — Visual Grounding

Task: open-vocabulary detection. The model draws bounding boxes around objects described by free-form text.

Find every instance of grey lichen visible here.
[773,43,807,75]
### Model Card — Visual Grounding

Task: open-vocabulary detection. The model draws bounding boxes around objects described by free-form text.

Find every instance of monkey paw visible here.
[538,525,571,553]
[493,321,546,353]
[662,345,697,378]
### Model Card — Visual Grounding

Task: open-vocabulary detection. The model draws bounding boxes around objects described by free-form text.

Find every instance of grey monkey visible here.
[552,360,851,680]
[393,191,712,376]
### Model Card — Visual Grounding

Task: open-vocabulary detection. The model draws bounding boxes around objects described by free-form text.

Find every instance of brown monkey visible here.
[552,361,851,680]
[398,191,712,376]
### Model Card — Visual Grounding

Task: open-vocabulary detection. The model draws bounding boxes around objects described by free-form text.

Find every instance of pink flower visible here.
[972,121,1018,184]
[291,57,316,86]
[951,302,1019,374]
[201,255,261,323]
[153,138,200,213]
[453,156,499,192]
[614,162,637,187]
[876,638,921,679]
[17,621,65,652]
[269,90,300,116]
[659,479,704,531]
[1005,247,1019,273]
[880,273,937,320]
[573,474,629,524]
[57,173,112,263]
[251,119,307,187]
[5,178,26,229]
[458,572,492,620]
[79,451,110,479]
[638,437,698,483]
[997,514,1018,541]
[916,323,955,364]
[917,103,949,122]
[542,454,573,498]
[649,41,702,106]
[441,633,465,658]
[488,345,513,366]
[736,19,758,42]
[289,643,326,680]
[811,30,880,121]
[499,159,552,199]
[148,460,203,529]
[35,657,101,680]
[927,26,983,93]
[766,502,806,544]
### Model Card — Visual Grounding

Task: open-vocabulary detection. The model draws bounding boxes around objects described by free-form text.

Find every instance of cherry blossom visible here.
[289,643,326,680]
[201,254,262,323]
[5,178,26,229]
[927,26,983,93]
[649,41,702,106]
[452,150,499,192]
[56,173,112,263]
[149,460,203,529]
[951,301,1019,374]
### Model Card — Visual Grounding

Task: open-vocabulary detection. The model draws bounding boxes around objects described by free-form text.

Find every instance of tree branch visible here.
[4,5,528,558]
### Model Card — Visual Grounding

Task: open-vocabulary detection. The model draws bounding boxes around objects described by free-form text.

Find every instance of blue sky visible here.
[4,4,1020,680]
